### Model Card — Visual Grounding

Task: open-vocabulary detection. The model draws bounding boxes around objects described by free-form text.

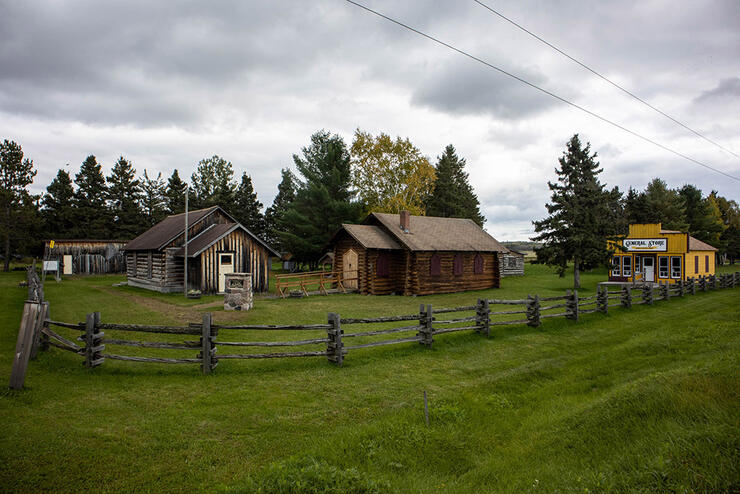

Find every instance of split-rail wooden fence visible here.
[10,269,740,387]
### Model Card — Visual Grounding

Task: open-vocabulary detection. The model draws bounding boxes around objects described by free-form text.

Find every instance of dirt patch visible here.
[95,286,252,324]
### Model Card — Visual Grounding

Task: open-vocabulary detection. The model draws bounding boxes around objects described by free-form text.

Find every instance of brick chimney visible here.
[400,210,410,233]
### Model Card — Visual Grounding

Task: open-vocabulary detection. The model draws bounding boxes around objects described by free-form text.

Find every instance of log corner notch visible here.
[326,313,344,366]
[199,313,217,374]
[84,312,105,368]
[476,298,490,337]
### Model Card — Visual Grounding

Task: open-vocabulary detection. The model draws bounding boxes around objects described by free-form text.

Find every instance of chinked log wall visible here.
[23,272,738,381]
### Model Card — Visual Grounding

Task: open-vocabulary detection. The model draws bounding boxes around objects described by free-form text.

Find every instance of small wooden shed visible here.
[500,248,525,276]
[123,206,278,294]
[43,239,128,275]
[328,211,507,296]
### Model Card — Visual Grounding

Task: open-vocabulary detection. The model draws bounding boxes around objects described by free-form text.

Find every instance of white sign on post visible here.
[624,238,667,251]
[43,260,58,272]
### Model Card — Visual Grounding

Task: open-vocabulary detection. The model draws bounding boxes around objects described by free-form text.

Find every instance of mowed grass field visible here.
[1,264,739,493]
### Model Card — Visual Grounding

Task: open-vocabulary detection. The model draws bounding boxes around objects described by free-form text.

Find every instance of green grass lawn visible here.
[1,264,739,493]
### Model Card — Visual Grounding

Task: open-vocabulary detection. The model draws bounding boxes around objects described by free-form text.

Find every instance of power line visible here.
[343,0,739,182]
[473,0,740,160]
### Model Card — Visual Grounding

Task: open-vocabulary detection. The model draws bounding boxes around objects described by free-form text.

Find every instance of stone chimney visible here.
[400,210,410,233]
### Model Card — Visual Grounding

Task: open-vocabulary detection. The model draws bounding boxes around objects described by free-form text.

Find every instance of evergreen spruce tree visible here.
[233,172,266,236]
[141,170,167,227]
[107,156,144,239]
[165,169,187,214]
[191,155,236,209]
[264,168,297,251]
[624,186,652,224]
[532,134,622,289]
[642,178,688,231]
[678,185,723,245]
[425,144,485,226]
[0,140,38,271]
[279,130,364,267]
[42,169,75,239]
[73,155,110,238]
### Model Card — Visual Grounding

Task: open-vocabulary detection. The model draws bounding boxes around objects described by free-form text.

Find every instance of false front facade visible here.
[609,223,717,284]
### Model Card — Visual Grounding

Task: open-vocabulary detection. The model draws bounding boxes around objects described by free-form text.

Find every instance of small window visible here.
[671,256,681,279]
[634,256,641,274]
[430,253,441,276]
[474,254,484,275]
[611,257,621,277]
[220,254,232,265]
[705,255,709,272]
[376,252,390,277]
[507,257,517,269]
[622,256,632,277]
[453,253,463,276]
[695,256,699,274]
[658,257,669,278]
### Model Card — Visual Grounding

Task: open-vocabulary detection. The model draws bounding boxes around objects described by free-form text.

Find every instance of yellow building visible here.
[609,223,718,284]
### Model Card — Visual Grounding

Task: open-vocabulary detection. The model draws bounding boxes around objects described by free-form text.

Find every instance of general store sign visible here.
[624,238,667,251]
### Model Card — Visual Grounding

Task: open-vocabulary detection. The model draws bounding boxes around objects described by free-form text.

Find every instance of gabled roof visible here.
[124,207,218,251]
[689,236,718,252]
[123,206,279,257]
[340,224,402,250]
[368,212,507,252]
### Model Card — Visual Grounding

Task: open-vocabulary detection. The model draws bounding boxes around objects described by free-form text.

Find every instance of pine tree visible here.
[165,169,187,215]
[264,168,297,251]
[532,134,622,289]
[73,155,110,238]
[141,170,167,227]
[279,130,364,267]
[624,186,652,224]
[191,155,236,209]
[233,172,265,236]
[0,140,38,271]
[425,144,485,226]
[42,169,75,239]
[107,156,144,239]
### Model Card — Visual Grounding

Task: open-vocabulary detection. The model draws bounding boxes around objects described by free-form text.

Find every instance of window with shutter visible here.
[430,253,441,276]
[453,253,463,276]
[474,254,483,274]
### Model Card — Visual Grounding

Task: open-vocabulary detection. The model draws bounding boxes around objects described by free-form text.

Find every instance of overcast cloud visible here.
[1,0,739,240]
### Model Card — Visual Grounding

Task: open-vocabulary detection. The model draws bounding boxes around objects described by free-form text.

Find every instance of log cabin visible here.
[43,239,127,275]
[123,206,278,294]
[328,211,508,295]
[500,248,525,277]
[609,223,718,284]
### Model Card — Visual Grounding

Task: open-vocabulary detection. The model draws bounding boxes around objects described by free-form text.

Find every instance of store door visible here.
[218,252,234,293]
[643,256,654,282]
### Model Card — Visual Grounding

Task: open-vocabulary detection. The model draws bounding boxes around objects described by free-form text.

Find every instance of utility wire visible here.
[473,0,740,160]
[343,0,739,182]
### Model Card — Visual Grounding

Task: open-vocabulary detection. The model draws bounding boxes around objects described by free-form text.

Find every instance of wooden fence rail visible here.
[12,270,739,386]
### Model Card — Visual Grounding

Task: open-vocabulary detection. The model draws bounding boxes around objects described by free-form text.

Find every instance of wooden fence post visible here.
[9,302,44,389]
[327,312,344,366]
[689,277,696,295]
[643,284,653,305]
[476,298,490,338]
[29,301,49,360]
[417,304,434,348]
[200,313,216,374]
[526,295,541,327]
[662,282,670,302]
[701,275,708,292]
[621,285,632,309]
[566,289,579,322]
[597,286,608,314]
[677,279,684,297]
[84,312,104,368]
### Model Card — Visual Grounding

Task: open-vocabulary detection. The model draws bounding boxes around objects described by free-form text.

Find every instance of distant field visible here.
[1,264,738,493]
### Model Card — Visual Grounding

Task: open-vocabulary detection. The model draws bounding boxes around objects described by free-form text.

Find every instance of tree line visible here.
[533,134,740,288]
[0,130,484,271]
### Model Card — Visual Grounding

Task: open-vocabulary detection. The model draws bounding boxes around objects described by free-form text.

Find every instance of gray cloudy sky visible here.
[2,0,739,240]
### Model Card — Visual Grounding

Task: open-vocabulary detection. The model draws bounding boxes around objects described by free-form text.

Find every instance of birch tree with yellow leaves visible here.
[350,129,436,215]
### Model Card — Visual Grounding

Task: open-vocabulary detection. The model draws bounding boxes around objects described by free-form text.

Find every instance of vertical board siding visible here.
[44,241,127,274]
[197,229,271,293]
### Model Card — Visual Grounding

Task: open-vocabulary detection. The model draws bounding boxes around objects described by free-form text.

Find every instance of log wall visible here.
[500,253,525,277]
[410,251,499,295]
